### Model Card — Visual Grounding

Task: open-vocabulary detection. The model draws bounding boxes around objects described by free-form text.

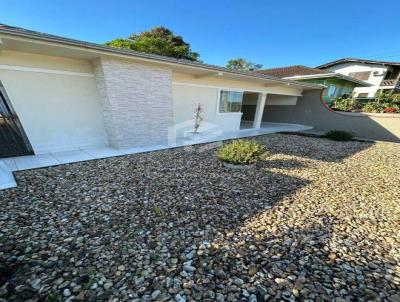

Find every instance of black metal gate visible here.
[0,82,33,158]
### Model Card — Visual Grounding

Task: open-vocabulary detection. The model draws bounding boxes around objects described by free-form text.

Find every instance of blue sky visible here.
[1,0,400,68]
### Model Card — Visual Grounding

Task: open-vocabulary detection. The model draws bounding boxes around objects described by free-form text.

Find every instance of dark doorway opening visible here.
[240,92,259,129]
[0,82,33,158]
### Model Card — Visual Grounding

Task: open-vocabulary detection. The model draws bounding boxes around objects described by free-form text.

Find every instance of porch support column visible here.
[253,93,267,129]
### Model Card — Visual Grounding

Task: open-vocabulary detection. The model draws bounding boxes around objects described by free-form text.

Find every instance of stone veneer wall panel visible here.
[92,58,174,148]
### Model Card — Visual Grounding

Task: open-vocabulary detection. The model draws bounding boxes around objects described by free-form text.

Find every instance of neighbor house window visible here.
[326,85,337,98]
[218,90,243,113]
[348,71,371,81]
[357,92,369,98]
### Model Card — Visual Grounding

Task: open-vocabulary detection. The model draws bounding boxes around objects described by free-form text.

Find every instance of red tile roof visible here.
[257,65,329,78]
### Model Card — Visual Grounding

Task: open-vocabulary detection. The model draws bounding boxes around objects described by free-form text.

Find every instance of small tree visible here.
[193,104,203,133]
[106,27,200,61]
[226,58,263,72]
[106,38,135,49]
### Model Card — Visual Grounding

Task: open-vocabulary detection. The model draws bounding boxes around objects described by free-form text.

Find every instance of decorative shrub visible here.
[364,91,400,113]
[383,107,400,113]
[217,139,268,165]
[332,98,361,111]
[375,91,400,105]
[331,94,400,114]
[326,99,335,108]
[324,130,354,141]
[362,101,386,113]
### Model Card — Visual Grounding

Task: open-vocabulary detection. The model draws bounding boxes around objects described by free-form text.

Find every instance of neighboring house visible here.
[258,65,370,104]
[317,58,400,99]
[0,24,323,158]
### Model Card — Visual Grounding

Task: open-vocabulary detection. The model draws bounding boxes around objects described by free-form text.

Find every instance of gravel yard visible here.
[1,134,399,302]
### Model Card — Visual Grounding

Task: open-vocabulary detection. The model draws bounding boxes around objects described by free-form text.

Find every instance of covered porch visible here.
[240,92,300,130]
[172,121,311,147]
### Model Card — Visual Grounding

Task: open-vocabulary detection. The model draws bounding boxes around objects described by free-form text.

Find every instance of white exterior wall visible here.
[0,51,108,153]
[0,50,310,154]
[327,62,390,97]
[266,95,298,106]
[173,73,304,95]
[172,83,242,132]
[241,93,298,106]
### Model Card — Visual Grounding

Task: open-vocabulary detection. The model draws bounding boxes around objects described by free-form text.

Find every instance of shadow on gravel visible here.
[0,154,314,301]
[208,219,400,301]
[0,155,309,301]
[0,136,396,301]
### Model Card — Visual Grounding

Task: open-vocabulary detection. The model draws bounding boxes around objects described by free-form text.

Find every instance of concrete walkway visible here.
[0,122,312,190]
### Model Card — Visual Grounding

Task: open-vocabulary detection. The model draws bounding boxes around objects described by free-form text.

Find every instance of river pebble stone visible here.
[0,134,399,301]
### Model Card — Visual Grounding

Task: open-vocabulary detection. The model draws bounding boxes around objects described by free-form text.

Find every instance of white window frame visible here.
[216,88,244,116]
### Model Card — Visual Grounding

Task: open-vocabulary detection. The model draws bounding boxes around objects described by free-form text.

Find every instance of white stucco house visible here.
[317,58,400,99]
[0,24,323,160]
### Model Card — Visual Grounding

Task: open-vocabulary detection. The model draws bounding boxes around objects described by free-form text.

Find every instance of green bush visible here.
[217,139,268,165]
[365,91,400,113]
[326,99,335,108]
[332,98,361,111]
[324,130,354,141]
[362,101,386,113]
[331,93,400,113]
[375,91,400,105]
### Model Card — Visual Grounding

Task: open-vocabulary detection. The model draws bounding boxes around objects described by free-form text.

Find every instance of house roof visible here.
[317,58,400,69]
[258,65,328,78]
[0,24,324,90]
[257,65,371,87]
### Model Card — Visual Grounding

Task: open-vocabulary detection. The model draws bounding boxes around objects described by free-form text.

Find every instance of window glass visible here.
[219,90,243,113]
[357,93,369,98]
[348,71,371,81]
[327,85,337,98]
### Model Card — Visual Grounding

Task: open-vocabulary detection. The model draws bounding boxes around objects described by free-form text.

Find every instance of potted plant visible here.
[217,139,268,169]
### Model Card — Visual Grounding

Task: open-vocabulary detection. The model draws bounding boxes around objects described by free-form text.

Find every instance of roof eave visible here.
[284,73,336,80]
[317,58,400,69]
[284,73,371,87]
[0,26,324,90]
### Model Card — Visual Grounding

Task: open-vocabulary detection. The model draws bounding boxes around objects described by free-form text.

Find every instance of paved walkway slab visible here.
[0,122,312,190]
